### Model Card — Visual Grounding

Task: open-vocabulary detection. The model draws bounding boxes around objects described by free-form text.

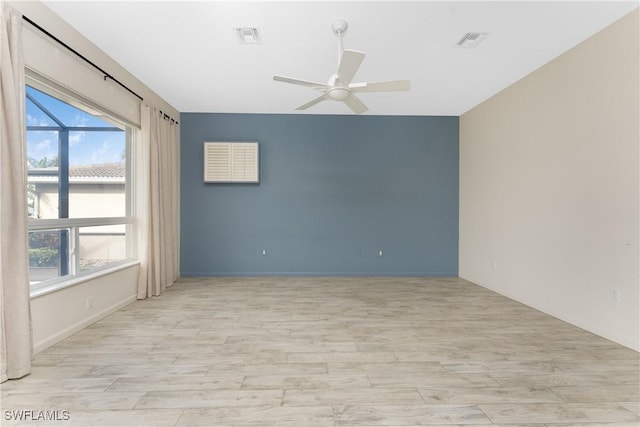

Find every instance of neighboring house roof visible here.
[70,163,125,178]
[28,163,125,184]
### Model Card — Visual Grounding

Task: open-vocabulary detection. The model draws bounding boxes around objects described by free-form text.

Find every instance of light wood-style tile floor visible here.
[2,277,639,426]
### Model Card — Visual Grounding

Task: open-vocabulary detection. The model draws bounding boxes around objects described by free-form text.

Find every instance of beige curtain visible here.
[137,105,180,298]
[0,3,32,382]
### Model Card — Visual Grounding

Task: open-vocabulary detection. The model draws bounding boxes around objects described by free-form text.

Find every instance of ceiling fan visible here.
[273,20,410,114]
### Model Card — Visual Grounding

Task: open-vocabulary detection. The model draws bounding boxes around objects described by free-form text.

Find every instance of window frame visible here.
[26,73,138,296]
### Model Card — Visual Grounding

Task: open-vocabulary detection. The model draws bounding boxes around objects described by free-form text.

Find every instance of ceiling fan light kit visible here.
[328,87,350,101]
[273,19,410,114]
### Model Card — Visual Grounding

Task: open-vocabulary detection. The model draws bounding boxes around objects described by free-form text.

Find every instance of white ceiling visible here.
[43,1,638,116]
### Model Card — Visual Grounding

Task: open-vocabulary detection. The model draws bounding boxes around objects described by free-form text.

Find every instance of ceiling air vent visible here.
[456,32,488,48]
[236,27,261,44]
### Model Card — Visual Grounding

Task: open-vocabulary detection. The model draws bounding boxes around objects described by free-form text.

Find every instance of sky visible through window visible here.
[26,86,125,167]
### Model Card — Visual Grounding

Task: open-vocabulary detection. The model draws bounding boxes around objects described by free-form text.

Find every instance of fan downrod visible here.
[331,19,348,35]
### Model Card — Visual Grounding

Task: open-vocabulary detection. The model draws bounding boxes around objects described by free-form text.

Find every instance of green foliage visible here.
[29,231,60,267]
[26,184,38,219]
[27,156,59,169]
[29,247,59,267]
[29,231,60,249]
[26,156,59,218]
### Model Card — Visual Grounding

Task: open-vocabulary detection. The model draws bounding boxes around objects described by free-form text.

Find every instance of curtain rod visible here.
[159,111,178,124]
[22,15,143,101]
[22,15,179,125]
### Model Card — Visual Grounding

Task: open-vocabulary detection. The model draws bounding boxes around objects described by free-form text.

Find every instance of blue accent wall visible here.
[180,113,458,276]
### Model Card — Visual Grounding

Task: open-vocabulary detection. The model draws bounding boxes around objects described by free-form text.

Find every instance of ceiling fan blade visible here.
[336,50,366,85]
[349,79,411,92]
[273,75,329,90]
[343,94,368,114]
[295,93,330,110]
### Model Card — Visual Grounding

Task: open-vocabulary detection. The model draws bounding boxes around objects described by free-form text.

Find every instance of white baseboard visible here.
[32,294,137,354]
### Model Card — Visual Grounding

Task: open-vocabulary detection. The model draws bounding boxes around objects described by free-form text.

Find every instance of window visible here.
[26,82,135,292]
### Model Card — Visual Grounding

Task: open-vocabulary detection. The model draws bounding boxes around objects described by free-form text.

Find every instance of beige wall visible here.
[33,183,126,219]
[460,10,639,350]
[32,184,128,261]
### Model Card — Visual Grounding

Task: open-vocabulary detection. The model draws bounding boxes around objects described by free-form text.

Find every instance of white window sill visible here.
[30,260,140,299]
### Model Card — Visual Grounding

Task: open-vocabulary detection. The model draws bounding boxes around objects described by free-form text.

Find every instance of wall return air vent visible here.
[204,142,259,183]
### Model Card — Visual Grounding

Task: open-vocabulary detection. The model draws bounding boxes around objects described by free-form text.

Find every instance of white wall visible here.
[31,265,138,353]
[460,10,639,351]
[8,0,179,353]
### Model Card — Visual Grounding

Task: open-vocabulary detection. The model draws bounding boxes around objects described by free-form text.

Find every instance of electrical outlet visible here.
[86,297,94,310]
[378,250,383,257]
